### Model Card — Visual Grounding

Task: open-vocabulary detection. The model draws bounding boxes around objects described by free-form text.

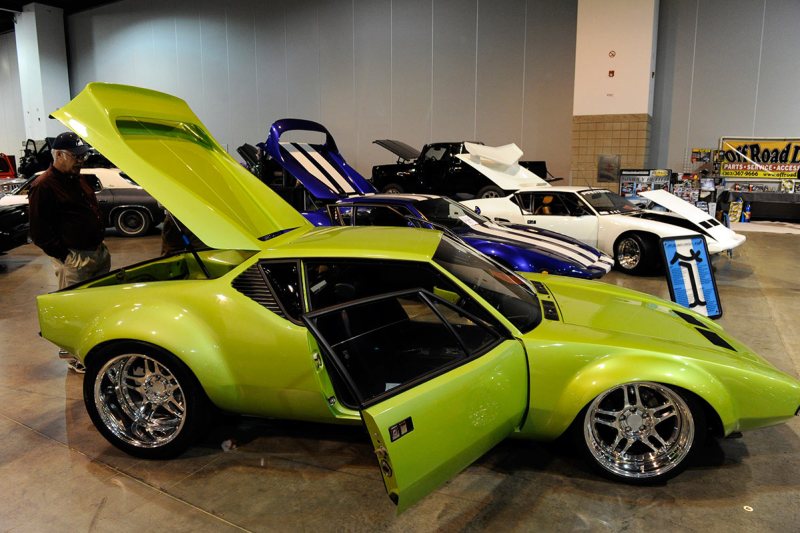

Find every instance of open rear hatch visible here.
[265,119,377,201]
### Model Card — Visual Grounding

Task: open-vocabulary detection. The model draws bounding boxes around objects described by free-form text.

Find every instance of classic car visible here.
[372,140,550,199]
[463,185,747,274]
[0,152,16,180]
[0,203,29,253]
[260,118,613,279]
[0,167,164,237]
[37,83,800,512]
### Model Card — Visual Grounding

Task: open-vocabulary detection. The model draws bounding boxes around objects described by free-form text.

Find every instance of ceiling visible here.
[0,1,121,35]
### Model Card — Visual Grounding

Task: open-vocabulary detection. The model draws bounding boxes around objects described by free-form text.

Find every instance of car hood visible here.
[461,221,613,273]
[52,83,312,250]
[456,142,550,190]
[537,276,769,367]
[640,189,744,250]
[373,139,421,161]
[264,118,377,201]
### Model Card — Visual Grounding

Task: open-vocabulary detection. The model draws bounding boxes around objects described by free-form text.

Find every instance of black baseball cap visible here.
[51,132,90,155]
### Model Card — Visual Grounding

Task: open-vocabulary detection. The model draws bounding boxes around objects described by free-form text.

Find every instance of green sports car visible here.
[38,83,800,512]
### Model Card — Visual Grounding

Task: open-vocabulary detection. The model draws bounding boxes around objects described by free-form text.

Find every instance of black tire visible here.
[113,208,151,237]
[476,185,504,199]
[84,341,210,459]
[574,382,706,484]
[614,233,655,275]
[381,183,404,194]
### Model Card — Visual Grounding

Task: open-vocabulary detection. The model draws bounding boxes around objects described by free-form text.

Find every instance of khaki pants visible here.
[52,243,111,290]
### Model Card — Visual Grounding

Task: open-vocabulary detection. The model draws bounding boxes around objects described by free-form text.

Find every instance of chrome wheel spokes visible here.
[94,354,187,448]
[584,382,694,480]
[617,238,641,270]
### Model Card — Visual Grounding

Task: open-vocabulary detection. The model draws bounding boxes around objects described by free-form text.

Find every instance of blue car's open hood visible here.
[264,119,377,201]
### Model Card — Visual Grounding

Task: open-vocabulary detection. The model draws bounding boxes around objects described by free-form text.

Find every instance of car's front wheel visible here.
[113,208,151,237]
[84,342,210,459]
[577,382,704,483]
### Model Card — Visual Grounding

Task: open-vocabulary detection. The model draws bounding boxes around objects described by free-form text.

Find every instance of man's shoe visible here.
[66,358,86,374]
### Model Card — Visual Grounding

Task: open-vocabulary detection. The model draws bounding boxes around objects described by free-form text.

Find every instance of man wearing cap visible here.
[28,132,111,373]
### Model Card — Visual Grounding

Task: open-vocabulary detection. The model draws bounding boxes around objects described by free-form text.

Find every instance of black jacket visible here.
[28,166,104,261]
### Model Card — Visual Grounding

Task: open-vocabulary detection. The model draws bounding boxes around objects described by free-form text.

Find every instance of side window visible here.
[514,192,534,214]
[533,193,570,216]
[422,146,447,162]
[329,205,353,226]
[353,205,411,227]
[560,193,589,216]
[306,291,502,408]
[304,259,500,328]
[261,261,303,320]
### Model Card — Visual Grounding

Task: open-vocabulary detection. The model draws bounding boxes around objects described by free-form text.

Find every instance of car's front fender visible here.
[520,351,736,440]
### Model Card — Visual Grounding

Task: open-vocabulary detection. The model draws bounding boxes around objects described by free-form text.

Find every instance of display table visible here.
[717,190,800,221]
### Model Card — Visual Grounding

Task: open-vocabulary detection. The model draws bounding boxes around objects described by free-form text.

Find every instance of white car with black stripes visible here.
[463,184,746,274]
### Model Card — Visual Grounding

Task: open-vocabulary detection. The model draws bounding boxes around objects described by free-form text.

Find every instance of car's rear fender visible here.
[520,352,736,440]
[59,300,239,409]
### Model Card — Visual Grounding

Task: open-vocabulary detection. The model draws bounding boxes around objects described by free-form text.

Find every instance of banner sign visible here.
[660,236,722,319]
[619,169,671,203]
[719,137,800,179]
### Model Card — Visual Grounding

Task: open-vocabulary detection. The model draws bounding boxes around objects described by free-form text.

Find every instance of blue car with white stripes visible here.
[260,118,613,279]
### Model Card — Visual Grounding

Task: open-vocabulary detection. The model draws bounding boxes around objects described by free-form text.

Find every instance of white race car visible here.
[462,182,745,275]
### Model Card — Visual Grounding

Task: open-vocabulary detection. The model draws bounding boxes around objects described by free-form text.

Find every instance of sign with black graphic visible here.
[661,236,722,319]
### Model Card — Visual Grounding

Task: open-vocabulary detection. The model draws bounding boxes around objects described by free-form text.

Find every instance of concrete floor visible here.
[0,230,798,532]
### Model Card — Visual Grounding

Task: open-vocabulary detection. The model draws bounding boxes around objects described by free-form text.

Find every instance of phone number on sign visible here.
[721,169,797,178]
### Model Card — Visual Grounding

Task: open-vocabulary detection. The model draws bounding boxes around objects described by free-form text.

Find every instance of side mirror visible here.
[473,206,481,215]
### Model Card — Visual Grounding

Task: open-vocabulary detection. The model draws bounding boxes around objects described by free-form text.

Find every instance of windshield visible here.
[415,197,489,229]
[433,235,541,332]
[580,189,640,214]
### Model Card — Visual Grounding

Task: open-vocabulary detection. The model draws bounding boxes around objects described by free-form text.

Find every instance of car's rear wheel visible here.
[381,183,404,194]
[614,233,655,274]
[84,342,209,459]
[113,208,151,237]
[578,382,704,483]
[476,185,504,199]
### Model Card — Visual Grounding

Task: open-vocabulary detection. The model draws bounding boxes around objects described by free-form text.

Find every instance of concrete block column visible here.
[571,0,658,187]
[14,2,71,140]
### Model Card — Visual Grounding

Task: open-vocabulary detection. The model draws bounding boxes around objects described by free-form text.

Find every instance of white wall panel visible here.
[285,0,321,122]
[651,0,800,173]
[198,3,231,151]
[65,0,580,176]
[172,5,204,120]
[253,2,288,141]
[431,0,477,141]
[353,0,391,171]
[754,1,800,135]
[389,0,432,156]
[226,2,259,148]
[318,0,358,164]
[522,0,577,179]
[0,33,25,158]
[689,0,761,144]
[475,0,525,146]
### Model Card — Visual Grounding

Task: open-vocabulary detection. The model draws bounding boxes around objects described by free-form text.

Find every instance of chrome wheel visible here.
[583,382,695,480]
[616,236,642,270]
[94,353,187,449]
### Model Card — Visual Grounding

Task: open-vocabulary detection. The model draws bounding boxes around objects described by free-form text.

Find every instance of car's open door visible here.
[302,289,529,512]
